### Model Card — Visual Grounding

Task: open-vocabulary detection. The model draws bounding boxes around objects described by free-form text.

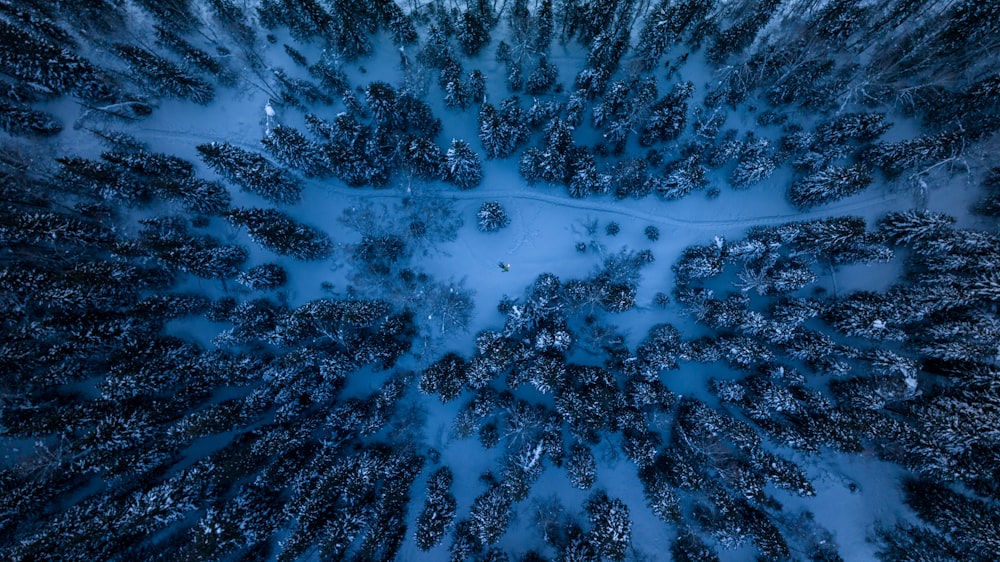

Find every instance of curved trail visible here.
[138,127,910,232]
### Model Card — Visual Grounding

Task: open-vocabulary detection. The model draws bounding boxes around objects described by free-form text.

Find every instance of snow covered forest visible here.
[1,0,999,559]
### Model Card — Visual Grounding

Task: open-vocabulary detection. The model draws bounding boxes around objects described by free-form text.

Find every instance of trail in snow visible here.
[137,126,911,231]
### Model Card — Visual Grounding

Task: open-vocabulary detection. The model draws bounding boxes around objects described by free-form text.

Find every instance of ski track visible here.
[138,127,910,232]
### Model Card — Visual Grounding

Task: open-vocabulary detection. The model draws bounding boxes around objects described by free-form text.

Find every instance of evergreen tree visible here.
[225,208,333,260]
[444,139,483,189]
[640,82,694,146]
[469,484,514,546]
[789,164,873,209]
[0,100,61,137]
[525,57,559,94]
[0,19,117,101]
[566,442,597,489]
[672,527,720,562]
[261,125,330,177]
[113,43,215,104]
[730,137,776,189]
[416,467,458,550]
[585,491,631,561]
[236,263,287,290]
[419,352,468,403]
[402,137,446,180]
[197,142,302,204]
[137,216,248,279]
[654,155,708,199]
[458,10,492,56]
[478,201,510,232]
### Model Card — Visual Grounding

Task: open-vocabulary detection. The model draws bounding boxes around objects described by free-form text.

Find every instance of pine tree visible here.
[137,217,248,279]
[525,57,559,94]
[444,139,483,189]
[468,484,514,546]
[730,137,776,189]
[789,164,873,209]
[225,208,333,260]
[0,100,61,136]
[655,155,708,199]
[478,201,510,232]
[0,19,117,101]
[236,263,287,290]
[416,467,457,550]
[566,442,597,489]
[402,137,445,180]
[197,142,302,204]
[585,491,631,561]
[419,353,468,402]
[672,527,720,562]
[877,210,956,245]
[113,43,215,104]
[261,125,330,177]
[640,82,694,146]
[458,10,492,56]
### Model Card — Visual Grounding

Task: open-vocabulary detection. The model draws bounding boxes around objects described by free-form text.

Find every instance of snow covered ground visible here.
[4,2,997,561]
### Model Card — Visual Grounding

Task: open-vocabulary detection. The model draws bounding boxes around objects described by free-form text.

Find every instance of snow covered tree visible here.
[197,142,302,204]
[672,527,719,562]
[789,164,873,209]
[862,130,968,177]
[468,483,514,546]
[610,157,651,199]
[585,491,631,561]
[730,137,776,189]
[0,100,61,137]
[155,25,234,83]
[634,0,712,69]
[478,201,510,232]
[525,57,559,95]
[706,0,780,63]
[877,210,956,245]
[113,43,215,104]
[736,257,817,296]
[640,82,694,146]
[902,478,1000,556]
[416,467,457,551]
[137,216,248,279]
[225,208,333,260]
[419,353,468,403]
[815,112,890,146]
[655,155,708,199]
[236,263,287,290]
[566,442,597,489]
[674,242,725,285]
[261,125,330,177]
[479,100,531,159]
[402,137,445,180]
[458,9,492,56]
[637,323,683,372]
[443,139,483,189]
[0,19,117,101]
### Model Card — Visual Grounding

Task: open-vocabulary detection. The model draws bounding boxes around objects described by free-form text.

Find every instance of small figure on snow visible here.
[498,261,511,272]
